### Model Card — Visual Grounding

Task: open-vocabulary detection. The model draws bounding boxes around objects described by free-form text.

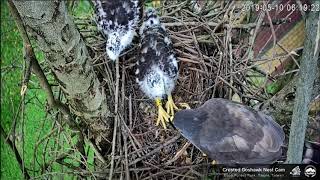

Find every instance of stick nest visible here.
[73,1,319,179]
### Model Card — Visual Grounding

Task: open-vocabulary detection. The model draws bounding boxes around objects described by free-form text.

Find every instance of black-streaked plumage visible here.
[92,0,141,60]
[173,98,285,164]
[136,8,179,128]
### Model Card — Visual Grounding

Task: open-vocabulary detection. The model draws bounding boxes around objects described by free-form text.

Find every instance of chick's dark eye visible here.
[108,47,113,51]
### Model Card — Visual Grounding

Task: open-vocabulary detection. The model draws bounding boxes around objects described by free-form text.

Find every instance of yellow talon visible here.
[152,0,161,8]
[166,95,179,119]
[155,98,162,107]
[155,98,170,129]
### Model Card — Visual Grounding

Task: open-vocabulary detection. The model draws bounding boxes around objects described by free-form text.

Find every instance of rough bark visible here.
[13,0,112,153]
[286,6,320,163]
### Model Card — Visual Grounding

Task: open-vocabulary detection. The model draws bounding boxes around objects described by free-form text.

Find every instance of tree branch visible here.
[1,124,30,179]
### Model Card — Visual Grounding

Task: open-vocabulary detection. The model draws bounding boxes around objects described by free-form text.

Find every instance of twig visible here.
[142,162,196,180]
[108,59,120,180]
[296,0,306,19]
[277,42,300,69]
[164,142,191,165]
[1,125,31,179]
[163,21,257,29]
[129,135,180,166]
[265,6,277,58]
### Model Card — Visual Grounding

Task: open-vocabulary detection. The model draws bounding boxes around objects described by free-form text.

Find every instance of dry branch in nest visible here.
[74,1,297,179]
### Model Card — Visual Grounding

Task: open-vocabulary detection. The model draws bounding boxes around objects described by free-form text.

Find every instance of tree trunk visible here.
[286,5,320,164]
[13,0,112,153]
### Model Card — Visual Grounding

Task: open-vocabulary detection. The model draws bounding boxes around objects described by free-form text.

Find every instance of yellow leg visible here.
[155,98,170,129]
[152,0,161,8]
[165,95,179,120]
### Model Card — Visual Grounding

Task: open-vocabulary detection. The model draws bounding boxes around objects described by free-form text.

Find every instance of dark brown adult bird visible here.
[173,98,285,164]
